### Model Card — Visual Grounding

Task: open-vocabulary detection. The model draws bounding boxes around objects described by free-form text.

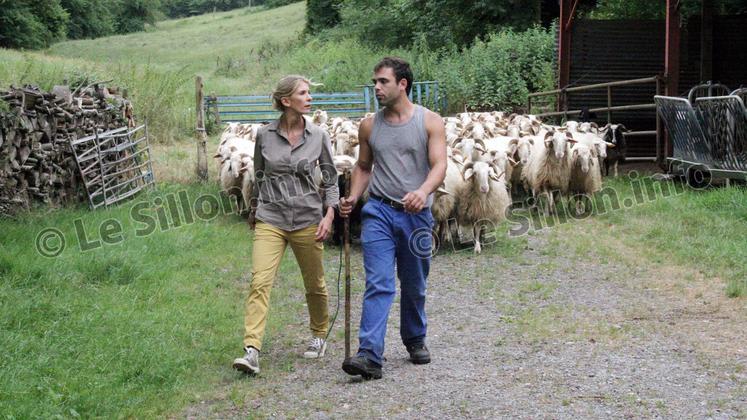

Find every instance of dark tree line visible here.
[304,0,747,49]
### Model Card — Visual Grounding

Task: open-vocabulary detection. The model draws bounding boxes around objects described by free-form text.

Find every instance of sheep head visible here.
[464,161,502,194]
[571,144,593,174]
[565,120,579,132]
[516,137,533,165]
[547,131,574,160]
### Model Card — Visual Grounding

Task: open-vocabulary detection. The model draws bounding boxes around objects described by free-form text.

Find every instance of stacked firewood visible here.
[0,84,134,217]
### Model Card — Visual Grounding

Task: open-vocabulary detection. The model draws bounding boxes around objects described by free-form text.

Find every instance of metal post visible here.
[607,86,612,123]
[195,76,208,181]
[558,0,573,109]
[656,76,664,166]
[363,87,371,113]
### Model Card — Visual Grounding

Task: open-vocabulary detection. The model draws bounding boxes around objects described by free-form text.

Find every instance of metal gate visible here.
[69,124,155,209]
[205,81,446,124]
[655,94,747,181]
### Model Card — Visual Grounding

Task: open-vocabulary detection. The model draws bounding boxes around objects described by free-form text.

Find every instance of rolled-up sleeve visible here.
[250,133,263,209]
[319,131,339,209]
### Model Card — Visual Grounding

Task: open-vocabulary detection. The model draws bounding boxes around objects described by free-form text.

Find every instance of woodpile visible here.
[0,84,135,217]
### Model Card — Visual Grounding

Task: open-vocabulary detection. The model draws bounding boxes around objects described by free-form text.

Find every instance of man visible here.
[339,57,447,380]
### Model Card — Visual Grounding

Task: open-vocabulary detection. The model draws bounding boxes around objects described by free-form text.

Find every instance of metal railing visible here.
[70,124,155,209]
[655,94,747,181]
[206,81,446,124]
[528,75,664,162]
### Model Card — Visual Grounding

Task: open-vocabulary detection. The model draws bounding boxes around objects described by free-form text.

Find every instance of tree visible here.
[336,0,542,49]
[60,0,116,39]
[0,0,69,49]
[114,0,161,34]
[306,0,342,33]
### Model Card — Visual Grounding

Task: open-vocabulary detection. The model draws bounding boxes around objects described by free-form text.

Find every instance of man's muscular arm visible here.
[402,110,447,213]
[339,116,374,218]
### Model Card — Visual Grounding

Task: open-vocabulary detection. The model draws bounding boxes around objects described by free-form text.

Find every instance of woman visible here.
[233,75,338,374]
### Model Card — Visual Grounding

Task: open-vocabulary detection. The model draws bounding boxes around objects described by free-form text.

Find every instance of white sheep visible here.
[238,155,255,212]
[432,152,466,244]
[524,129,575,215]
[456,161,511,254]
[312,110,328,125]
[568,143,602,215]
[511,136,534,195]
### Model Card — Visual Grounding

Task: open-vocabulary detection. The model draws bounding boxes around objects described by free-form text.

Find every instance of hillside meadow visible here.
[1,2,745,417]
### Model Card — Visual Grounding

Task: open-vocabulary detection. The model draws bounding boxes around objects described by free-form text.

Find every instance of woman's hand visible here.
[248,209,256,231]
[315,208,335,242]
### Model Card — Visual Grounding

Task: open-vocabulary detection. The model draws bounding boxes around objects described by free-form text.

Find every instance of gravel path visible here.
[187,231,747,418]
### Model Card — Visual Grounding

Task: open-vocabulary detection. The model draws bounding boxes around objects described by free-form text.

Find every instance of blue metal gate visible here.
[205,81,445,124]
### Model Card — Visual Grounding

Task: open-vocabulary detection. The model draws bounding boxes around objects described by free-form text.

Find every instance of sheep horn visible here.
[606,141,616,148]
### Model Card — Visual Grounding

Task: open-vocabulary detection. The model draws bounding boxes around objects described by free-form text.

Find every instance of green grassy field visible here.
[47,2,307,94]
[0,2,311,143]
[540,175,747,298]
[2,2,746,416]
[2,171,744,417]
[0,181,357,417]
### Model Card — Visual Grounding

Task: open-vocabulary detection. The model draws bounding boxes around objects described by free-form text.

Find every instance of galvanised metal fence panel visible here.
[207,81,447,125]
[206,91,370,124]
[656,94,747,179]
[731,88,747,103]
[695,95,747,172]
[70,124,155,209]
[654,96,714,166]
[362,81,446,114]
[687,82,731,104]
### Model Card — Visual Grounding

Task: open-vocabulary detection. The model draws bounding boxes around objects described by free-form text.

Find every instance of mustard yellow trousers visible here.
[243,222,329,350]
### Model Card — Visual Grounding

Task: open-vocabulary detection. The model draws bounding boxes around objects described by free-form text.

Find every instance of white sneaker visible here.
[233,346,260,374]
[303,337,327,359]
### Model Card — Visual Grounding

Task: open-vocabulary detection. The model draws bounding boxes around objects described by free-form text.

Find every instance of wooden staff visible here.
[344,169,352,359]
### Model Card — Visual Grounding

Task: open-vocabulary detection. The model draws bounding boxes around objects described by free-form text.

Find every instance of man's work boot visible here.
[406,344,431,365]
[342,356,382,380]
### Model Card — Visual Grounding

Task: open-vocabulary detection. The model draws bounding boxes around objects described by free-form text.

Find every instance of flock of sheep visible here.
[214,110,627,253]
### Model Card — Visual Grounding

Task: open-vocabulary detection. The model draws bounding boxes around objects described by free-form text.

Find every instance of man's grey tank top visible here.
[369,105,433,207]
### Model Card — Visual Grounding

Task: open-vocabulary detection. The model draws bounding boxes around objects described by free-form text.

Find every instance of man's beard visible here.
[376,95,391,107]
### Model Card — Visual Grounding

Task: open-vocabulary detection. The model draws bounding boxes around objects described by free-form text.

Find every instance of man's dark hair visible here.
[374,57,413,96]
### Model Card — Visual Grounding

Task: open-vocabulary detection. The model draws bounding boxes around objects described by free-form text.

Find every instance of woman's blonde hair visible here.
[271,75,321,112]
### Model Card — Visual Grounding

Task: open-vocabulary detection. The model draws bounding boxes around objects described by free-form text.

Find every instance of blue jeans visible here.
[356,198,433,366]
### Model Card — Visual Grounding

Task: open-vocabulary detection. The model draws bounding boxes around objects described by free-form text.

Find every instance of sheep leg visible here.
[473,223,482,254]
[613,161,619,177]
[575,196,584,216]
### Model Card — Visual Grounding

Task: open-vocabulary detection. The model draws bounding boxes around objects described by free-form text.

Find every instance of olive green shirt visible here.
[252,118,339,231]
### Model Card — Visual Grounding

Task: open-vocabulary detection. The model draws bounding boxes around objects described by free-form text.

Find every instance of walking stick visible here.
[343,170,352,359]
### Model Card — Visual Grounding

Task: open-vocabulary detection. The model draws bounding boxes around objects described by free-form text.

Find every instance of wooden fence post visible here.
[195,76,208,181]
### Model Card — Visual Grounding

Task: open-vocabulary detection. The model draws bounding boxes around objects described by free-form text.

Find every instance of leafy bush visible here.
[432,26,555,112]
[336,0,542,49]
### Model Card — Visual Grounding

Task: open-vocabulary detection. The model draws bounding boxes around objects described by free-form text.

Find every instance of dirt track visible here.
[187,229,746,418]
